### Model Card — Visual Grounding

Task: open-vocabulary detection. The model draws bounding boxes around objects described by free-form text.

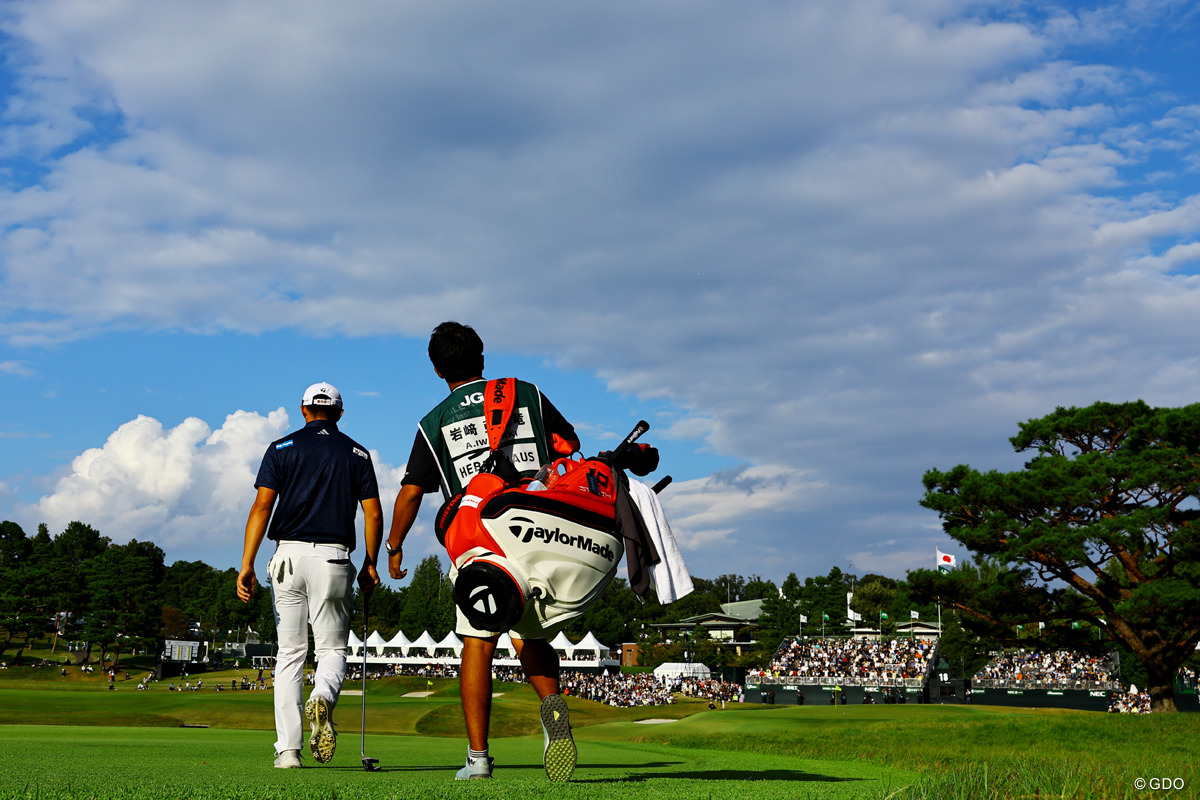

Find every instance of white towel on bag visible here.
[627,479,693,604]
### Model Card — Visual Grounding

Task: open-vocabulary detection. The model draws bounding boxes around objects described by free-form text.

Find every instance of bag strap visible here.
[479,378,522,485]
[483,378,517,452]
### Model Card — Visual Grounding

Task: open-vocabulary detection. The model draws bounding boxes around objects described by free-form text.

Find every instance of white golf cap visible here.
[302,382,343,408]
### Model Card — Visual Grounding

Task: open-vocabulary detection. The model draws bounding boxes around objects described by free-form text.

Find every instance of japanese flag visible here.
[936,549,956,573]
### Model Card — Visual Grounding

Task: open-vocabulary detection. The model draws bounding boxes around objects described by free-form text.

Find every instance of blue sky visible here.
[2,0,1200,587]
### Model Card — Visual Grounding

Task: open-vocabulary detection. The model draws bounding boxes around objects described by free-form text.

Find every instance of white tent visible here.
[573,631,608,657]
[347,630,363,655]
[549,631,575,653]
[385,630,412,655]
[496,633,517,656]
[366,630,388,656]
[409,630,438,657]
[653,662,712,679]
[435,631,464,656]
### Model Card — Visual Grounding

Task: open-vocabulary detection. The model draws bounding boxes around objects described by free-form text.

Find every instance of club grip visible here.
[611,420,649,464]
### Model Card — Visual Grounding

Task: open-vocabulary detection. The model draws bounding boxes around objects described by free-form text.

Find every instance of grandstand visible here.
[971,649,1118,691]
[743,635,1199,712]
[764,636,935,686]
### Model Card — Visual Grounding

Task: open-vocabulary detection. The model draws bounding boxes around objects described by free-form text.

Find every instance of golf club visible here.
[360,589,381,772]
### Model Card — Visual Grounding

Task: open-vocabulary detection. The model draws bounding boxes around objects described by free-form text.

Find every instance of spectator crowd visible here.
[972,649,1118,689]
[757,637,935,685]
[1108,689,1151,714]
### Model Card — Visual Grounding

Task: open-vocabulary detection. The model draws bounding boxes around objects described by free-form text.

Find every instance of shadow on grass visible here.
[575,768,862,784]
[321,763,861,784]
[319,761,680,774]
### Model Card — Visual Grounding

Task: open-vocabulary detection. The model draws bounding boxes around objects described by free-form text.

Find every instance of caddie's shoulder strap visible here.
[480,378,521,485]
[483,378,517,452]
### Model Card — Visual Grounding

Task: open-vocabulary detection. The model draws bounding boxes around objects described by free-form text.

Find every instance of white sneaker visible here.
[273,750,302,769]
[540,695,576,782]
[304,695,337,764]
[455,755,494,780]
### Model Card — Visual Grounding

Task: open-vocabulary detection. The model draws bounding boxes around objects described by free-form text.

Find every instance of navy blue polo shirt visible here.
[255,419,379,551]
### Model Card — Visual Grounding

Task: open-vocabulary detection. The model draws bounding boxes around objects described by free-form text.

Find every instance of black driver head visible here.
[362,757,380,772]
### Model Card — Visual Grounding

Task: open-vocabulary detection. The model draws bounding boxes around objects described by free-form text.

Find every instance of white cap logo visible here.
[302,382,343,408]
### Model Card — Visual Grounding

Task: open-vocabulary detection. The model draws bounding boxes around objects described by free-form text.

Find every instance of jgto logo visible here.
[508,516,615,562]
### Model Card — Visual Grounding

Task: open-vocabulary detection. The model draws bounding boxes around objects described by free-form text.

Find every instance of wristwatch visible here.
[384,541,401,557]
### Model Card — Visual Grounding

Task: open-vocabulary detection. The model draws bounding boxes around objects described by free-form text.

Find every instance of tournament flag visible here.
[910,610,920,620]
[936,549,956,573]
[1016,624,1024,632]
[800,615,808,624]
[822,613,831,621]
[1071,621,1082,629]
[880,612,889,620]
[1038,621,1046,630]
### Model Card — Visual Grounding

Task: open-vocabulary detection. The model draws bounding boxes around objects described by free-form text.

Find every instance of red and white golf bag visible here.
[436,404,661,635]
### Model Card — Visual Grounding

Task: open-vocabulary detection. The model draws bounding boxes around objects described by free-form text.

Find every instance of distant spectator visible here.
[765,637,935,685]
[973,649,1116,690]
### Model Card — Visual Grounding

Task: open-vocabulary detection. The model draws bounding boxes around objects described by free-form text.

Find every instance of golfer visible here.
[237,382,383,769]
[385,321,580,782]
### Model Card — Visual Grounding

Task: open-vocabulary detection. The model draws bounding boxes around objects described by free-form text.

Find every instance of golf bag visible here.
[437,398,661,634]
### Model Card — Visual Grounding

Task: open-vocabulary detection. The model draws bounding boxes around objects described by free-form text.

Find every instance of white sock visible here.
[468,747,489,764]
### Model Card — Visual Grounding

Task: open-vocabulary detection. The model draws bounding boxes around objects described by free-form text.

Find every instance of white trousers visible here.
[268,541,355,754]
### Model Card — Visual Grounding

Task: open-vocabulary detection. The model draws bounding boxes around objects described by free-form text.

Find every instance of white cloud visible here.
[660,465,826,549]
[22,407,428,569]
[30,410,289,553]
[0,360,34,377]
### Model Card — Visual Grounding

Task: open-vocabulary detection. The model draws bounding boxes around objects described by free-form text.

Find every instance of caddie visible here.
[385,321,581,782]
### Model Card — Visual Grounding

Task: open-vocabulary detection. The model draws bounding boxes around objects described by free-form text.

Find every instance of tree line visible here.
[0,515,949,671]
[0,520,267,667]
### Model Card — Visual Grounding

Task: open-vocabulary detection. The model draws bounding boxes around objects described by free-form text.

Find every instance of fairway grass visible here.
[0,723,908,800]
[1,674,1198,799]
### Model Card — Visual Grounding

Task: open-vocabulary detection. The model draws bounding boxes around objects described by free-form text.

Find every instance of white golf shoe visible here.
[540,694,576,782]
[273,750,303,769]
[304,694,337,764]
[455,755,494,780]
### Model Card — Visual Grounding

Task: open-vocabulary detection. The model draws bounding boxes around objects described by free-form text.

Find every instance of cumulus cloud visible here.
[31,410,288,553]
[23,408,433,569]
[3,1,1200,578]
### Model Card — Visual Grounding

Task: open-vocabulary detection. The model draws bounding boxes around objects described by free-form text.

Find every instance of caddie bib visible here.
[418,378,551,497]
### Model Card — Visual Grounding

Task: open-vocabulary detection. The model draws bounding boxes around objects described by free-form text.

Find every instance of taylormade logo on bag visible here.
[508,516,615,562]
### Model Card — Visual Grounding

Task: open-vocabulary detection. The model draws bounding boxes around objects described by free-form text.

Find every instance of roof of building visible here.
[720,598,764,620]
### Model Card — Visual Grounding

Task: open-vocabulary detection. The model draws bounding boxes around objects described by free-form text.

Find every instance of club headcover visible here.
[451,554,529,632]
